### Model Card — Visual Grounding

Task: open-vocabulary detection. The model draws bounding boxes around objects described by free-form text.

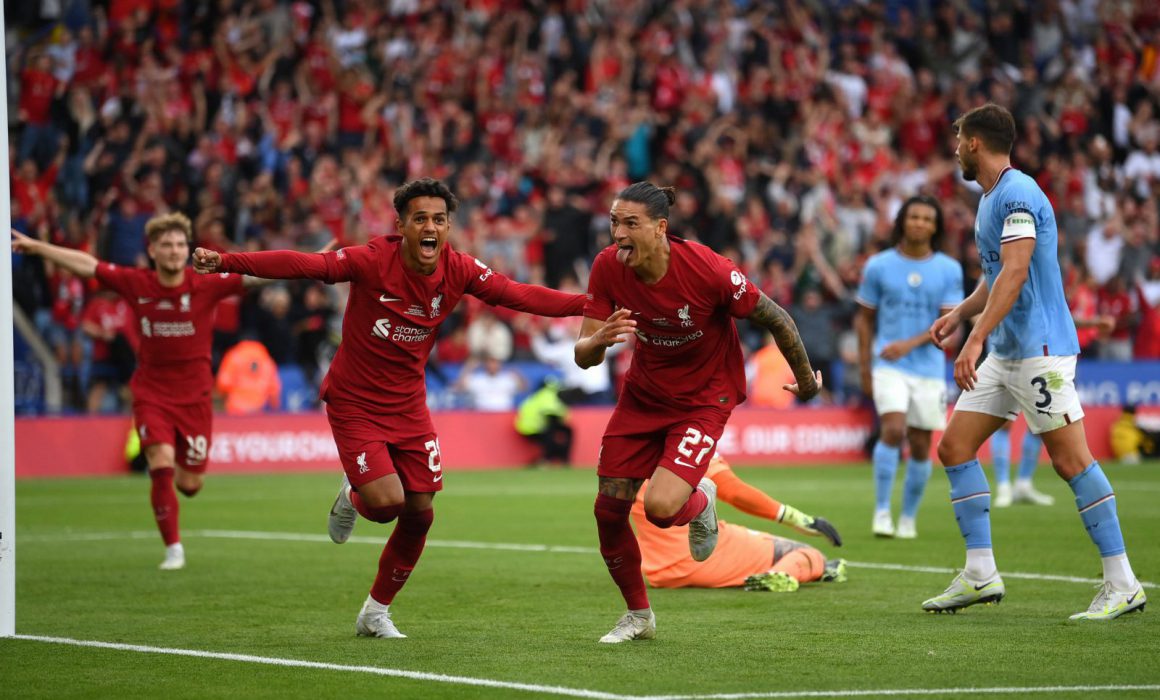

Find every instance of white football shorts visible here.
[952,354,1085,435]
[872,367,948,431]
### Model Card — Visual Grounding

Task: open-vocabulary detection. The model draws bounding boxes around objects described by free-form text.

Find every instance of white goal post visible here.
[1,0,17,638]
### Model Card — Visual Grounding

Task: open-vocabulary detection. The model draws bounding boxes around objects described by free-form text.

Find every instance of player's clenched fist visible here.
[192,247,222,273]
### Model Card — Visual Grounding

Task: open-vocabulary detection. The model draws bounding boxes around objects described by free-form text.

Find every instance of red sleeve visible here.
[94,262,135,299]
[582,250,615,320]
[487,279,589,318]
[463,253,586,317]
[718,256,760,318]
[219,247,361,284]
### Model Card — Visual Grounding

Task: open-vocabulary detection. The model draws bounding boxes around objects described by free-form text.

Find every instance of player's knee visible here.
[643,510,679,528]
[936,434,969,466]
[356,484,405,511]
[1050,459,1087,481]
[176,480,202,498]
[363,503,405,523]
[642,494,683,523]
[909,436,932,460]
[880,424,905,446]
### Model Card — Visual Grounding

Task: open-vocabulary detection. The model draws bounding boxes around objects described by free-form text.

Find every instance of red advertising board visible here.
[14,406,1151,478]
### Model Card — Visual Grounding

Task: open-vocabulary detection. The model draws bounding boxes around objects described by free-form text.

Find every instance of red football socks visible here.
[149,467,180,546]
[594,494,649,610]
[369,509,434,605]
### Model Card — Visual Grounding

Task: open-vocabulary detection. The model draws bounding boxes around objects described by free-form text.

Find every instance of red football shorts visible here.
[325,403,444,492]
[598,392,732,488]
[134,400,214,473]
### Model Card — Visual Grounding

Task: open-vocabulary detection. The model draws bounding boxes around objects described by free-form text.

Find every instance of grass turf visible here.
[3,462,1159,699]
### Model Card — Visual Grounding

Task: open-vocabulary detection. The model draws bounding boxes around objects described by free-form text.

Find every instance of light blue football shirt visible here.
[857,249,963,379]
[974,168,1080,359]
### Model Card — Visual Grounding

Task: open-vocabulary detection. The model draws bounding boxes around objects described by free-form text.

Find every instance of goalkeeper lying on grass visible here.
[631,453,846,591]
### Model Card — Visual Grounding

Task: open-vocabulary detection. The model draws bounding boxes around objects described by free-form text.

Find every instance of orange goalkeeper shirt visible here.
[631,459,780,588]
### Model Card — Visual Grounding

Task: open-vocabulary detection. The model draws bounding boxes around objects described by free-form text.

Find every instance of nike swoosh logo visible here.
[433,474,443,482]
[673,457,696,468]
[974,583,994,591]
[379,295,402,302]
[1127,591,1139,604]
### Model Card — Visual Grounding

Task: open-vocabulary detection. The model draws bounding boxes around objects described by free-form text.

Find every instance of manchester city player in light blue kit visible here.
[856,195,962,540]
[925,104,1144,620]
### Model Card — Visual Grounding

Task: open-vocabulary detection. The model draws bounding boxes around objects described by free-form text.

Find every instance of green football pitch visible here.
[3,463,1158,699]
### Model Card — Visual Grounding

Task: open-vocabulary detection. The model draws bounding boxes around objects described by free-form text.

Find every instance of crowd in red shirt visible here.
[8,0,1160,414]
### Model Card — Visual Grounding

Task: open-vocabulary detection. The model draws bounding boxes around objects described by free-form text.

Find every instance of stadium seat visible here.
[278,365,315,412]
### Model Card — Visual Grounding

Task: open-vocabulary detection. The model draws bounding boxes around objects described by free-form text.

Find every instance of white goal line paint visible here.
[21,529,1156,589]
[639,687,1160,699]
[12,634,631,700]
[9,635,1160,700]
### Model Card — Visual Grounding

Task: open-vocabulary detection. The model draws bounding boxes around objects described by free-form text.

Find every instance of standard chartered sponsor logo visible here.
[140,318,195,338]
[372,318,433,343]
[643,329,704,347]
[390,324,433,342]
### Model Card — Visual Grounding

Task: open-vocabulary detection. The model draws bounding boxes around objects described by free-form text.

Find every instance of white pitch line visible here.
[19,529,1156,588]
[9,635,1159,700]
[638,686,1160,699]
[841,560,1160,588]
[11,634,631,700]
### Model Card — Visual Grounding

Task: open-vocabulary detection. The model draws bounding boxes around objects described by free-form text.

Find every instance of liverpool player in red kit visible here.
[575,182,821,643]
[12,214,246,571]
[193,178,586,638]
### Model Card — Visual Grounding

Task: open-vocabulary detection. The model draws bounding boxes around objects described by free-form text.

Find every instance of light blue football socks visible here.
[873,441,900,513]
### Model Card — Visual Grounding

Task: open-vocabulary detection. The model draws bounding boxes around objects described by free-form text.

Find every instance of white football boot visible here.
[328,475,358,544]
[159,543,185,571]
[599,609,656,643]
[687,478,719,561]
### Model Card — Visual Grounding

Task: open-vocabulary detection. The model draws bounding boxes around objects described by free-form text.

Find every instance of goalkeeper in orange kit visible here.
[631,453,846,591]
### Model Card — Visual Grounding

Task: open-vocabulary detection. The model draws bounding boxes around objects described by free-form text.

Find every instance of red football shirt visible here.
[584,236,760,411]
[95,264,244,405]
[219,236,585,420]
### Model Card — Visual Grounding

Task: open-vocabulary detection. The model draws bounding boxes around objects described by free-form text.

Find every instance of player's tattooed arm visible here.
[747,292,820,400]
[598,477,644,501]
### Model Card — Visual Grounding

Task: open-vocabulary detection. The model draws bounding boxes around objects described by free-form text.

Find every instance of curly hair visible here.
[393,177,459,220]
[890,195,946,252]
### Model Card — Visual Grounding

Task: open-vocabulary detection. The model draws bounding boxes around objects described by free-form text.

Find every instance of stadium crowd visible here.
[7,0,1160,414]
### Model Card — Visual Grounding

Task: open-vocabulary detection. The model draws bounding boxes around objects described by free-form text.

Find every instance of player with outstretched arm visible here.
[195,178,586,638]
[14,214,249,571]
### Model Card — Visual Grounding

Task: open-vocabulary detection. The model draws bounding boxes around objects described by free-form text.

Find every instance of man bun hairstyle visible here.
[953,103,1016,156]
[145,212,193,243]
[393,177,459,220]
[616,181,677,220]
